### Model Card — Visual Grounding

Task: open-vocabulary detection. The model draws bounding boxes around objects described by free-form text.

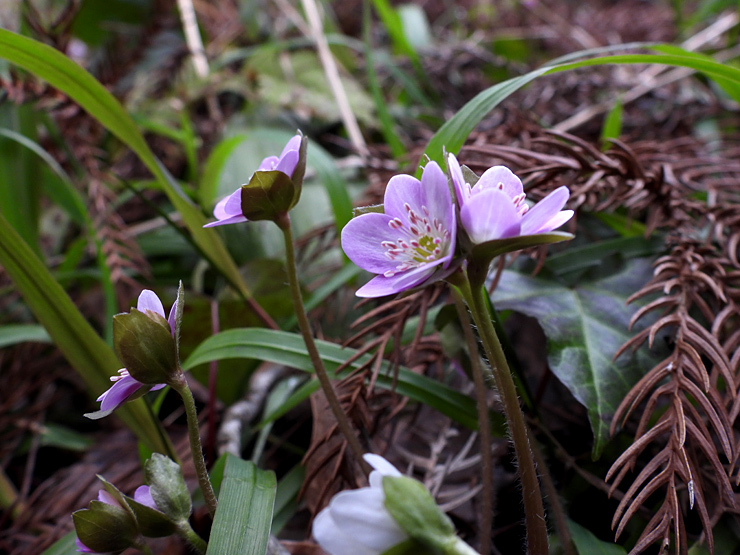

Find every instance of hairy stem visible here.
[451,290,493,555]
[277,213,369,472]
[172,373,218,518]
[178,522,208,555]
[457,268,548,555]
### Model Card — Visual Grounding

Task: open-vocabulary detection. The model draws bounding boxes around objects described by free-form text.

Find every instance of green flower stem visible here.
[456,267,548,555]
[451,290,493,555]
[178,522,208,555]
[171,372,218,519]
[276,213,369,473]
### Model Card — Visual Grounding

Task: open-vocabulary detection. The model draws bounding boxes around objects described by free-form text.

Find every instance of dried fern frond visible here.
[607,239,737,555]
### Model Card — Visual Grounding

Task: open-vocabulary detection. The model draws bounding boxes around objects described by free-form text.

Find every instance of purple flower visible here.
[204,134,303,228]
[341,162,457,297]
[75,490,123,553]
[91,290,175,416]
[448,154,573,244]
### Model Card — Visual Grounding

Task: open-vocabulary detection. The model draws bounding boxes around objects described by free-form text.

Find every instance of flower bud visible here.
[144,454,192,524]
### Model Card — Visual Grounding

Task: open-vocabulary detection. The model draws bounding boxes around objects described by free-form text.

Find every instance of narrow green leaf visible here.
[0,324,51,348]
[182,328,504,434]
[600,97,623,145]
[199,134,250,206]
[272,464,304,534]
[422,46,740,168]
[40,531,79,555]
[206,455,276,555]
[0,210,172,455]
[0,29,252,300]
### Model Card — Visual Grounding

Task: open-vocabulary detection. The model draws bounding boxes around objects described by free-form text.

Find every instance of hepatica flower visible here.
[204,133,305,227]
[341,162,456,297]
[448,153,573,244]
[86,290,178,419]
[313,454,409,555]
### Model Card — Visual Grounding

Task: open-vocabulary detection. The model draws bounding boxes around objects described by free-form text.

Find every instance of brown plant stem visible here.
[276,212,369,473]
[451,289,493,555]
[455,266,548,555]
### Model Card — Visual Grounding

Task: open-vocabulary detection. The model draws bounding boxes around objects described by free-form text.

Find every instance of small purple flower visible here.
[133,485,159,511]
[75,490,123,553]
[341,162,457,298]
[204,134,303,228]
[93,290,175,415]
[448,154,573,244]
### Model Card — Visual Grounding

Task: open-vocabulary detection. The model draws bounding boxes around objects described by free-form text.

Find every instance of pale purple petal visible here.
[447,153,469,208]
[341,212,399,274]
[460,188,521,244]
[313,508,379,555]
[150,383,166,392]
[96,375,143,411]
[213,190,238,220]
[274,149,299,177]
[420,161,455,235]
[167,298,178,336]
[257,155,280,171]
[328,489,408,552]
[97,490,121,508]
[474,166,523,199]
[520,186,571,235]
[355,259,443,298]
[203,215,248,228]
[75,537,96,553]
[136,290,165,319]
[280,134,302,158]
[134,485,158,510]
[383,174,424,221]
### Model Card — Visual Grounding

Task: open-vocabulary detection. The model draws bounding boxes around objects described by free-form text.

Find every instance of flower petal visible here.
[383,174,424,221]
[313,508,379,555]
[203,215,248,228]
[257,155,280,171]
[328,489,408,552]
[355,259,444,298]
[419,161,453,230]
[447,153,468,208]
[274,149,299,177]
[365,454,402,489]
[280,134,302,158]
[137,290,165,319]
[97,489,121,507]
[520,186,571,235]
[460,188,521,244]
[134,485,158,510]
[340,212,399,274]
[474,166,523,199]
[167,298,178,336]
[97,376,143,412]
[75,537,96,553]
[213,189,242,220]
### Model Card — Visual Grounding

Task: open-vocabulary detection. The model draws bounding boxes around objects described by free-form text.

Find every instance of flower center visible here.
[380,203,450,278]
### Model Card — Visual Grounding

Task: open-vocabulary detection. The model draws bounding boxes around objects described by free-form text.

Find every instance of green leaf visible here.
[73,501,137,554]
[0,29,252,301]
[0,324,51,348]
[199,134,250,206]
[182,329,505,434]
[145,454,192,523]
[600,97,623,145]
[422,45,740,168]
[0,210,171,455]
[271,464,304,534]
[492,257,662,458]
[40,531,79,555]
[470,232,574,267]
[568,520,627,555]
[206,455,276,555]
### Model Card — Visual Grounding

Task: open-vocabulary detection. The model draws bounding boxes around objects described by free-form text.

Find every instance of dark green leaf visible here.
[72,502,137,554]
[492,257,662,457]
[0,324,51,348]
[568,520,627,555]
[240,170,296,221]
[126,497,178,538]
